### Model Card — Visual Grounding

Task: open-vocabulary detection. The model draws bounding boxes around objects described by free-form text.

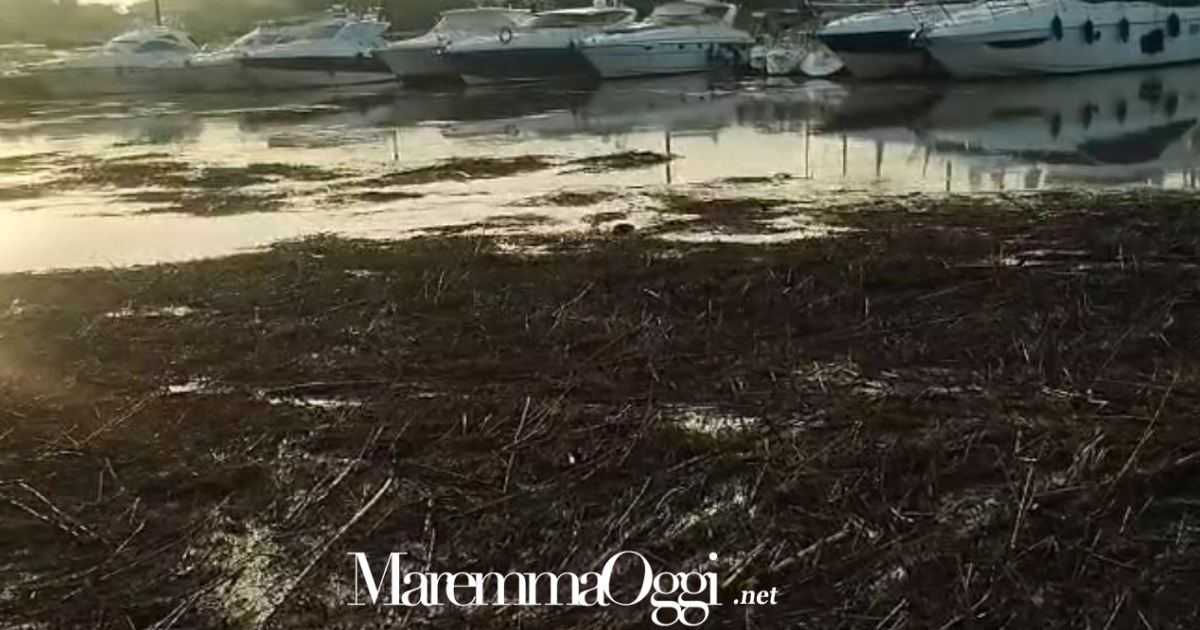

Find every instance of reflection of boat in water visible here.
[364,84,597,131]
[580,0,753,79]
[817,82,943,131]
[735,80,850,131]
[440,74,748,139]
[0,84,399,141]
[0,105,204,143]
[913,65,1200,182]
[376,8,533,85]
[239,74,853,139]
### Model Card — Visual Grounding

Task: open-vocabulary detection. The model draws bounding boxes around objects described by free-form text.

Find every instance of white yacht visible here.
[237,13,396,89]
[580,1,754,79]
[921,0,1200,78]
[816,2,969,79]
[376,8,534,84]
[19,27,201,96]
[444,2,638,85]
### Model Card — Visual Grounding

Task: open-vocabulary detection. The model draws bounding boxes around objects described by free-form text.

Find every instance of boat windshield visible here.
[648,3,731,26]
[104,31,197,54]
[436,11,529,32]
[288,21,348,42]
[133,39,193,53]
[528,10,630,29]
[229,29,285,50]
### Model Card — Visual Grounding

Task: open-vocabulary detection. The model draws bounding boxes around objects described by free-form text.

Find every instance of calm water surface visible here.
[1,65,1198,272]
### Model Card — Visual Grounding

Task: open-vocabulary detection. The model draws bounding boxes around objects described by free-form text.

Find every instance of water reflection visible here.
[1,65,1198,272]
[911,66,1200,187]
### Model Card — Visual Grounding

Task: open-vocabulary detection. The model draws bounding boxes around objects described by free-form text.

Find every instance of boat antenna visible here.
[155,0,163,26]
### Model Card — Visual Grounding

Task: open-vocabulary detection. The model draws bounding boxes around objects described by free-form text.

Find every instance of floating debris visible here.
[106,305,198,319]
[564,150,674,173]
[517,190,620,208]
[670,405,759,436]
[262,396,365,410]
[364,156,554,187]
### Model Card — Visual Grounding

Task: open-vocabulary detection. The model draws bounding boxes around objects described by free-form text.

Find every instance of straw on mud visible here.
[1,190,1199,628]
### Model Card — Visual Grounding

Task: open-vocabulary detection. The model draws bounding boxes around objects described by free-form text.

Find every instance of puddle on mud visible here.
[262,396,365,410]
[2,67,1199,272]
[669,404,759,437]
[106,305,198,319]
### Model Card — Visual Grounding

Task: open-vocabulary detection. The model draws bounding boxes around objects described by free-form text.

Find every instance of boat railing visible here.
[891,0,1043,28]
[809,0,1044,28]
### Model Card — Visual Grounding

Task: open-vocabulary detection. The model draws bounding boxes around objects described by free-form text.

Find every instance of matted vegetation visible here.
[1,191,1199,628]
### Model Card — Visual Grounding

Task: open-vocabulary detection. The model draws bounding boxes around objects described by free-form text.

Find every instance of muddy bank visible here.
[1,191,1199,628]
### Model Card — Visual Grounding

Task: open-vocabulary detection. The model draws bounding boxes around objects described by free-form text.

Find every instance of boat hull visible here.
[376,45,459,83]
[450,47,598,85]
[836,50,934,79]
[817,30,938,79]
[239,55,396,89]
[928,26,1200,78]
[181,61,260,93]
[582,41,750,79]
[22,65,195,97]
[924,3,1200,78]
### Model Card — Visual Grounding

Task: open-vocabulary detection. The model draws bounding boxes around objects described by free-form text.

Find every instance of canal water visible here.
[1,64,1197,272]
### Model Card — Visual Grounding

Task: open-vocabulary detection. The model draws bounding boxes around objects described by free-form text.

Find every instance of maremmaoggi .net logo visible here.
[347,550,777,627]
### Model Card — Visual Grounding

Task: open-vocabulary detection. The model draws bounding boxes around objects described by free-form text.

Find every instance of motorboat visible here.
[816,1,969,79]
[747,8,843,77]
[920,0,1200,78]
[237,11,396,89]
[183,25,289,92]
[579,0,754,79]
[444,1,638,85]
[749,9,808,75]
[750,35,844,77]
[376,8,534,85]
[16,26,201,97]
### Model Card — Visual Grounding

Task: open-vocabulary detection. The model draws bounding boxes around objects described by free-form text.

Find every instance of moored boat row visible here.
[4,7,393,97]
[7,0,1200,97]
[382,0,754,86]
[0,1,760,97]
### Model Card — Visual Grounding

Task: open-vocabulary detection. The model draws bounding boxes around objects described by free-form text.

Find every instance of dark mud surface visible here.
[2,191,1199,628]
